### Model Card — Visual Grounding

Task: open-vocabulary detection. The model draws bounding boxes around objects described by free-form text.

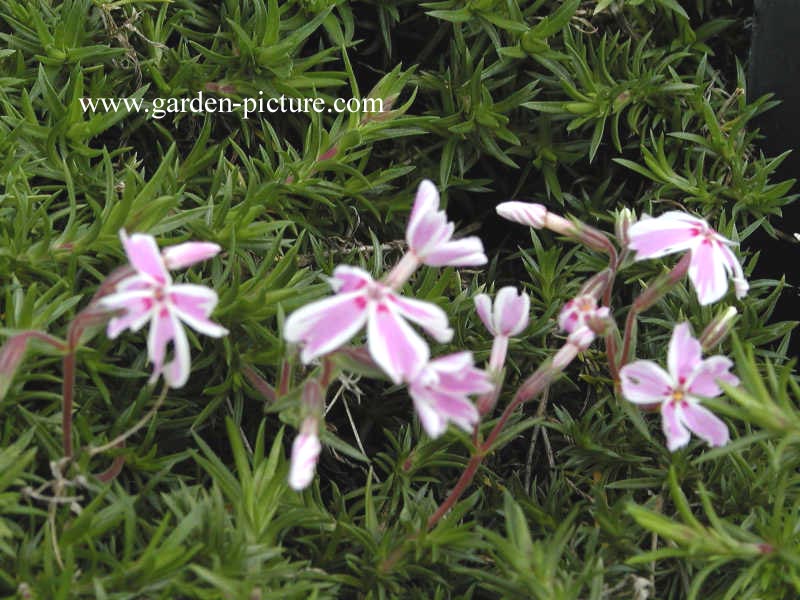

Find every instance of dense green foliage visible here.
[0,0,798,597]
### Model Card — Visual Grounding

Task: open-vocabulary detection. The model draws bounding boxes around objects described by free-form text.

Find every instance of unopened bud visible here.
[496,201,547,229]
[615,208,635,247]
[699,307,738,351]
[288,419,321,491]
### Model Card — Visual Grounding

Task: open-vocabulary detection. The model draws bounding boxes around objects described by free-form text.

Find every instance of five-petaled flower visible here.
[283,266,453,384]
[407,352,493,438]
[619,323,737,451]
[100,230,228,388]
[627,211,748,305]
[406,180,487,267]
[558,294,610,349]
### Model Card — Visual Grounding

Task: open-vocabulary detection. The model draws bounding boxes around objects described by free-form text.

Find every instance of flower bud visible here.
[615,208,635,247]
[495,201,547,229]
[699,307,738,351]
[288,420,321,491]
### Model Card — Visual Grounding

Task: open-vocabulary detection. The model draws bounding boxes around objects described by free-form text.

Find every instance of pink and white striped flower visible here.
[406,180,487,267]
[474,287,530,338]
[99,230,228,388]
[619,323,737,451]
[558,294,610,350]
[283,266,453,384]
[474,287,530,372]
[407,352,493,438]
[627,211,748,305]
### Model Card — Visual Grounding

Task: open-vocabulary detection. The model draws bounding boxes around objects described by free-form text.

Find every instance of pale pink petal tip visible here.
[162,241,221,270]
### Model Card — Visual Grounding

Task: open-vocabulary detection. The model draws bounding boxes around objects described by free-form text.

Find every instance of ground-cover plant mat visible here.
[1,0,798,598]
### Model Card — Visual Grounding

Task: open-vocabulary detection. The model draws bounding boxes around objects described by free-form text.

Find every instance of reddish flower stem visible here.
[62,352,76,458]
[243,364,277,403]
[426,356,562,530]
[619,253,691,366]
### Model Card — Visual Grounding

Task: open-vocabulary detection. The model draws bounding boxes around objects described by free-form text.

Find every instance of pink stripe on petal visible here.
[147,305,176,372]
[408,210,448,256]
[628,223,699,259]
[688,239,728,305]
[411,391,447,438]
[120,230,169,285]
[429,352,473,373]
[162,241,221,270]
[169,284,218,319]
[169,285,227,337]
[407,180,440,243]
[164,312,192,388]
[687,355,739,398]
[667,323,702,384]
[329,265,372,293]
[495,287,529,336]
[107,300,153,338]
[619,360,673,404]
[662,402,691,451]
[284,292,369,363]
[432,391,479,432]
[474,294,495,334]
[388,294,453,343]
[437,368,493,395]
[423,237,487,267]
[680,402,729,447]
[367,302,429,383]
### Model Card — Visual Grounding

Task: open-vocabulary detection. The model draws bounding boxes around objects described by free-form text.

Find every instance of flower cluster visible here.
[495,201,743,452]
[0,181,749,500]
[283,180,495,488]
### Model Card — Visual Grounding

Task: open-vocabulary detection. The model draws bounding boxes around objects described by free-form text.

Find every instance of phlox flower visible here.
[406,180,487,267]
[100,230,228,388]
[627,211,748,305]
[558,294,610,349]
[474,287,530,338]
[283,266,453,384]
[407,352,493,438]
[474,287,530,372]
[619,323,737,451]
